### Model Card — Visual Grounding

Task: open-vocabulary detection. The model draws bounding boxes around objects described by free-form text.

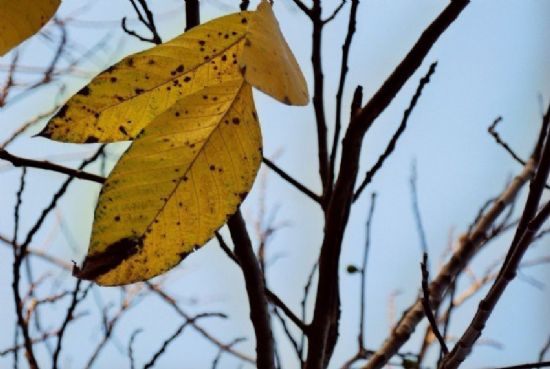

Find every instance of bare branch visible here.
[228,210,275,369]
[0,149,106,184]
[420,253,448,355]
[353,62,437,201]
[262,157,321,204]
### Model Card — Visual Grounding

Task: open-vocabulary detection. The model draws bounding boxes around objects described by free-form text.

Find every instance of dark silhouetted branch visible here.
[262,157,321,204]
[353,62,437,201]
[420,253,448,355]
[329,0,359,190]
[228,210,275,369]
[0,149,106,184]
[122,0,162,44]
[185,0,200,31]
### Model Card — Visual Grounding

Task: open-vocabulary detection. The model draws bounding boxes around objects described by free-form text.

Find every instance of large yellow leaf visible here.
[40,1,308,143]
[74,79,262,285]
[40,11,252,143]
[240,0,309,106]
[0,0,60,56]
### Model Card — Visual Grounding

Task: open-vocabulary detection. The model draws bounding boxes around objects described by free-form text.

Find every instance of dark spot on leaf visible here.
[241,17,248,24]
[110,77,117,83]
[184,76,191,82]
[148,59,155,65]
[119,126,128,135]
[221,55,227,62]
[209,165,215,171]
[78,86,90,96]
[56,105,68,118]
[232,117,240,125]
[178,251,191,261]
[94,112,100,118]
[114,215,121,221]
[284,96,291,104]
[135,88,144,95]
[85,136,99,143]
[176,64,184,73]
[203,95,208,100]
[127,58,134,67]
[73,237,142,281]
[198,40,205,46]
[175,111,180,117]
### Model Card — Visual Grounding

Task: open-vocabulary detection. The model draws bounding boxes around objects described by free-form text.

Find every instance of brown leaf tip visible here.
[73,237,142,281]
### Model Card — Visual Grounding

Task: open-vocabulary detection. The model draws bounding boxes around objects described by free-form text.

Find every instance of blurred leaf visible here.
[240,0,309,105]
[0,0,60,56]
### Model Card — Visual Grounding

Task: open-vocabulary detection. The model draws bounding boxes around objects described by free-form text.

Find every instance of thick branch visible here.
[228,211,275,369]
[306,3,468,367]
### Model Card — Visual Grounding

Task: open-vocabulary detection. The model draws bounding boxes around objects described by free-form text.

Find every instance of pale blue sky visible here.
[1,1,549,368]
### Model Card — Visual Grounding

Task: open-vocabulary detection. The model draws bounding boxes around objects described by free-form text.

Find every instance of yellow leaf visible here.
[240,1,309,106]
[40,11,253,143]
[0,0,60,56]
[74,78,262,286]
[40,3,308,143]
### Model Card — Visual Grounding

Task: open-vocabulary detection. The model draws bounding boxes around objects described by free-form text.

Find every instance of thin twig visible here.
[420,253,448,355]
[262,157,321,204]
[410,160,429,255]
[143,313,225,369]
[354,62,437,201]
[329,0,359,190]
[488,117,526,166]
[122,0,162,44]
[0,149,106,184]
[322,0,347,24]
[441,122,550,369]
